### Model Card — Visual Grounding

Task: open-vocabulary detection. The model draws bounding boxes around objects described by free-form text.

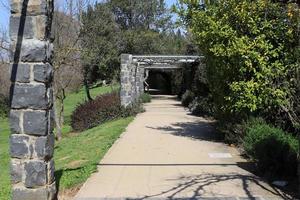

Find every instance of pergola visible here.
[120,54,204,107]
[132,55,203,69]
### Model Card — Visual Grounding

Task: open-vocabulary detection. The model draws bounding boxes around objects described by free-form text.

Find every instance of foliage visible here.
[64,85,119,125]
[80,0,188,84]
[181,90,195,107]
[140,93,152,103]
[55,117,134,190]
[188,96,214,116]
[81,3,121,82]
[71,92,141,131]
[177,0,300,131]
[243,118,299,177]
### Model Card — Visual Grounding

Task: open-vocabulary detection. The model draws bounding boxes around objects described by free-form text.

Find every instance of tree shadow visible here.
[146,121,223,142]
[137,172,293,200]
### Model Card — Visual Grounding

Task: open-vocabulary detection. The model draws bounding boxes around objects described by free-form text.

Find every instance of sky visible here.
[0,0,177,32]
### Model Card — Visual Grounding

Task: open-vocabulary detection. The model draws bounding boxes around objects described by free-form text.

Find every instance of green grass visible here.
[55,117,133,190]
[62,85,119,135]
[0,118,11,199]
[0,85,132,198]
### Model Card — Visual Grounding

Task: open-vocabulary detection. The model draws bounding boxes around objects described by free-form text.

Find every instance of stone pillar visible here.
[135,65,144,98]
[9,0,56,199]
[120,54,133,107]
[131,64,137,102]
[139,67,145,95]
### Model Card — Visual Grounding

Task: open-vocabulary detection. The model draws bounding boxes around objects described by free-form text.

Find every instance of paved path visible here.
[75,95,288,200]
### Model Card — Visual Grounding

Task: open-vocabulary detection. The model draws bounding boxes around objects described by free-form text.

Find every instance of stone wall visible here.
[120,54,144,107]
[9,0,56,199]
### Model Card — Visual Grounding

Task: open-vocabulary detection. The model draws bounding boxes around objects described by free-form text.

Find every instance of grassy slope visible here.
[62,85,119,135]
[55,117,133,190]
[0,118,10,199]
[0,85,129,199]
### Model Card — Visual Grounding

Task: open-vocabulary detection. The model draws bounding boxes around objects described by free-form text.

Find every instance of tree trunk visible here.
[84,76,93,101]
[53,95,63,140]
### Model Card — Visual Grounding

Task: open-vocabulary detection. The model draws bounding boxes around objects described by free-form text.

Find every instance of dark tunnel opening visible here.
[146,70,173,95]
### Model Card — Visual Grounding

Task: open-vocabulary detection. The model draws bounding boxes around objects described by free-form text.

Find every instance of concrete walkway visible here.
[75,95,288,200]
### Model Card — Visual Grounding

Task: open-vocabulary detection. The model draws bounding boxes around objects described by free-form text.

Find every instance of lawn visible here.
[55,117,133,190]
[0,84,132,199]
[0,118,11,199]
[62,84,119,135]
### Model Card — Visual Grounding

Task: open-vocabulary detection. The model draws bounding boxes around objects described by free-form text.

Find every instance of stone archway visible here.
[9,0,56,199]
[120,54,203,107]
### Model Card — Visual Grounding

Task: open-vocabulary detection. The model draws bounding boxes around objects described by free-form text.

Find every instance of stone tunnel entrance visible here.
[147,70,173,95]
[120,54,203,107]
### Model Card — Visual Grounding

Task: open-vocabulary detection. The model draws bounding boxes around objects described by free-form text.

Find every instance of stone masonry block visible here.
[10,135,32,159]
[47,159,55,184]
[10,63,30,83]
[24,160,47,188]
[121,54,131,64]
[9,110,22,134]
[34,133,54,159]
[10,15,47,41]
[10,0,48,15]
[48,182,57,200]
[10,159,23,184]
[10,39,50,62]
[34,63,53,83]
[11,84,49,109]
[10,16,34,40]
[23,111,48,136]
[12,185,48,200]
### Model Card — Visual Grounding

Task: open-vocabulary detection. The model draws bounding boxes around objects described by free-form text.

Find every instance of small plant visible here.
[140,93,151,103]
[243,118,299,178]
[181,90,195,107]
[71,92,142,131]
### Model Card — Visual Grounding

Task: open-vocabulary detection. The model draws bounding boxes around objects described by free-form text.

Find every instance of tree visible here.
[177,0,300,130]
[52,0,89,139]
[81,2,121,85]
[80,0,185,86]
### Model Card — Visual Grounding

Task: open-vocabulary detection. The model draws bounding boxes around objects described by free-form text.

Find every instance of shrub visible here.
[181,90,194,107]
[71,92,141,131]
[0,94,9,118]
[177,0,300,132]
[188,96,214,116]
[243,118,299,178]
[140,93,151,103]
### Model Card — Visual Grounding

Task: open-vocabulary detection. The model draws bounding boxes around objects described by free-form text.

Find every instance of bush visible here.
[181,90,194,107]
[178,0,300,133]
[140,93,151,103]
[243,118,299,178]
[188,96,214,116]
[71,92,141,131]
[0,94,9,118]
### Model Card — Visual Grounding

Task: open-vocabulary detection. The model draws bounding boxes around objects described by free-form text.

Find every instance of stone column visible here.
[131,64,137,102]
[120,54,133,107]
[9,0,56,199]
[139,67,145,95]
[135,65,144,98]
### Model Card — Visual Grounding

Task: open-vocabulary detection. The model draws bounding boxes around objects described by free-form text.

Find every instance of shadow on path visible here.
[138,172,292,200]
[146,121,222,142]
